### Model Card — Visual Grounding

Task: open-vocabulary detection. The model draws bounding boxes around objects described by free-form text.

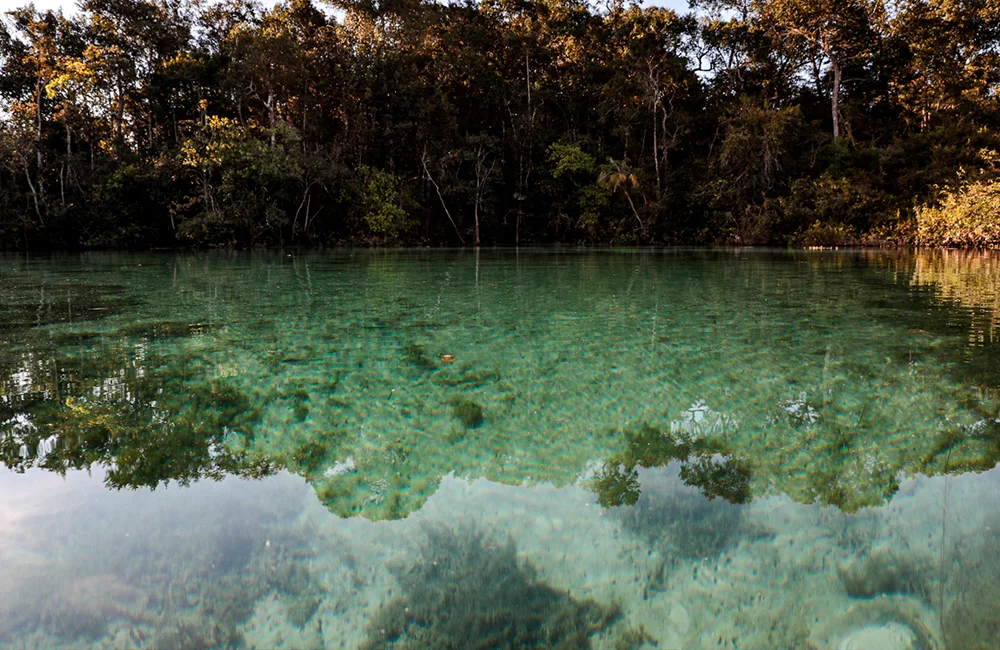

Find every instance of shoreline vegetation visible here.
[2,0,1000,250]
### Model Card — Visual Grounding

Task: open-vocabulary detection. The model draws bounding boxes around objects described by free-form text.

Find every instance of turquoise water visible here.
[1,249,999,649]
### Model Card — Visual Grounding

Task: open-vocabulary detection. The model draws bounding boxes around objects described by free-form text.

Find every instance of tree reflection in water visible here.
[1,337,275,490]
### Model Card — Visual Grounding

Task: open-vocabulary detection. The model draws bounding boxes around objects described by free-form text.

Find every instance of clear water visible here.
[1,248,999,649]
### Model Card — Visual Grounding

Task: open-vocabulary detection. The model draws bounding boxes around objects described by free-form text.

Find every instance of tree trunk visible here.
[267,81,276,148]
[652,95,660,195]
[473,144,495,248]
[474,200,480,247]
[23,162,45,226]
[35,75,45,203]
[623,188,644,240]
[649,62,661,196]
[829,50,842,140]
[421,150,465,245]
[116,72,126,156]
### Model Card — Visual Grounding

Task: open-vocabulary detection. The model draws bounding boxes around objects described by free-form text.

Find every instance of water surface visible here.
[2,249,999,649]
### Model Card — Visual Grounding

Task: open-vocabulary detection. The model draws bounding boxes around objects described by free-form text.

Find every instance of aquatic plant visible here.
[361,523,621,649]
[450,397,485,428]
[38,573,149,642]
[156,517,321,647]
[435,368,502,388]
[276,385,312,422]
[402,342,436,371]
[313,439,439,521]
[287,439,332,474]
[286,594,321,629]
[613,625,658,650]
[920,418,1000,476]
[145,617,238,650]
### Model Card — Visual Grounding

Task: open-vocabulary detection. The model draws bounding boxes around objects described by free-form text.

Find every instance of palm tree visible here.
[598,158,646,239]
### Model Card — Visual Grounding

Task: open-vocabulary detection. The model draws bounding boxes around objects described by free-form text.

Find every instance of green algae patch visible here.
[401,342,436,371]
[287,439,332,474]
[450,397,485,428]
[286,594,321,628]
[361,524,622,650]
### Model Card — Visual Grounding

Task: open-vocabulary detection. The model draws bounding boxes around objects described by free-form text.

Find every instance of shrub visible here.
[915,178,1000,247]
[792,221,859,247]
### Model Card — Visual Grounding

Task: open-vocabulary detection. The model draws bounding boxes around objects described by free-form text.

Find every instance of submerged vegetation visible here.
[2,0,1000,248]
[450,396,485,429]
[362,523,622,649]
[3,249,1000,527]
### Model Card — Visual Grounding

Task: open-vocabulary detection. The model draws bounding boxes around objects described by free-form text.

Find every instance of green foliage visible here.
[780,172,889,243]
[547,143,596,180]
[1,0,1000,247]
[0,346,276,490]
[597,423,753,558]
[361,523,621,650]
[915,177,1000,248]
[577,185,612,239]
[177,116,301,246]
[702,101,811,243]
[791,221,858,247]
[84,163,164,247]
[356,165,410,243]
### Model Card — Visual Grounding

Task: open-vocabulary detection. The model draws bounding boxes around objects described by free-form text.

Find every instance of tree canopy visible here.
[2,0,999,248]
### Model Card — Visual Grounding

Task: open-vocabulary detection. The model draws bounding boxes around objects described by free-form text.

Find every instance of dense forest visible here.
[1,0,999,249]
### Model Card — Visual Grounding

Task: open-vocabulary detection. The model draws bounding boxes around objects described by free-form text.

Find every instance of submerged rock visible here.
[808,595,940,650]
[837,623,917,650]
